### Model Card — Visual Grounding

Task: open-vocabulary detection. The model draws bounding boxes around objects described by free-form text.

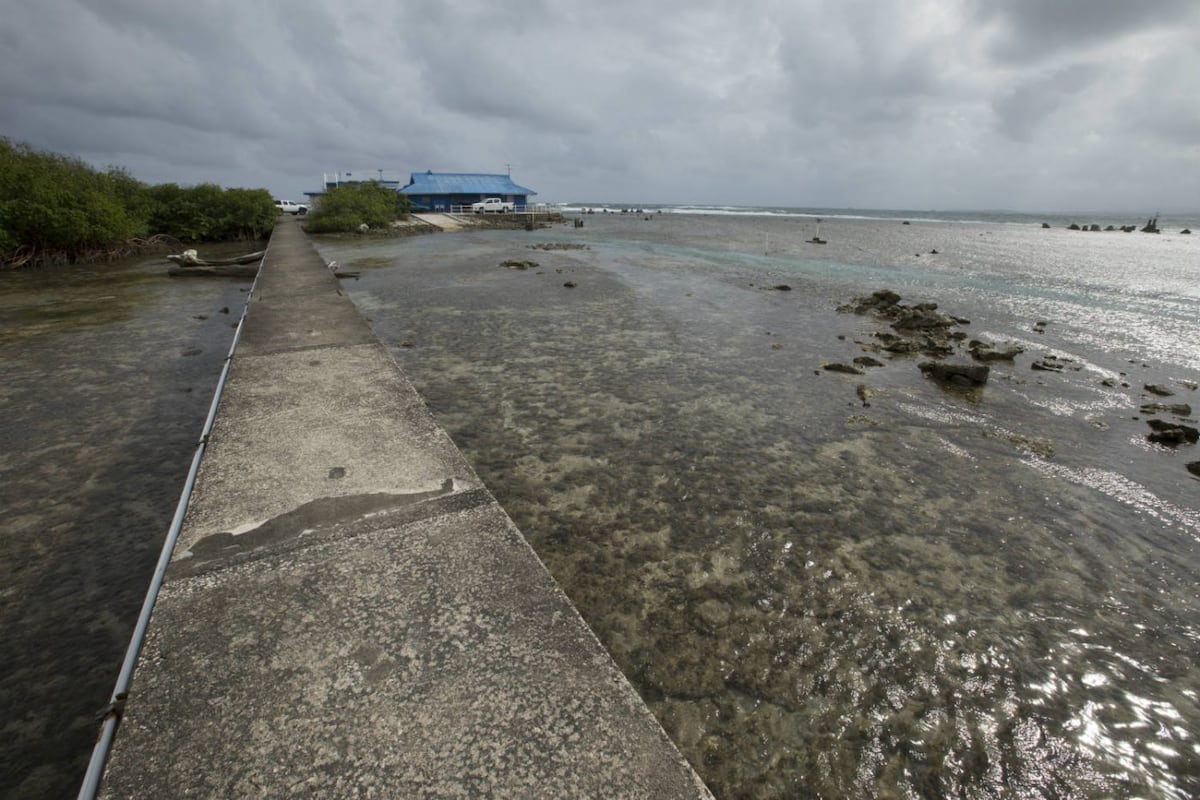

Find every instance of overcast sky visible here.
[1,0,1197,212]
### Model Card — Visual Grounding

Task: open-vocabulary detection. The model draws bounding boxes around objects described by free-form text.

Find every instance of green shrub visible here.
[0,137,278,266]
[144,183,275,242]
[0,139,141,254]
[214,187,277,240]
[304,181,410,233]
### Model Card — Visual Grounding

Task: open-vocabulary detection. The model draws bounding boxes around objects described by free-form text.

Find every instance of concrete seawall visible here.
[99,217,713,798]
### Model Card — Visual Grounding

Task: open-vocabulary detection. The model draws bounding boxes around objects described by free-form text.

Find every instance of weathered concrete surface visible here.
[99,216,713,798]
[412,212,474,231]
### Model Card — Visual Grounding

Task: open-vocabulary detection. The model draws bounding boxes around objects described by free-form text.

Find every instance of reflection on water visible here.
[321,214,1200,798]
[0,255,247,798]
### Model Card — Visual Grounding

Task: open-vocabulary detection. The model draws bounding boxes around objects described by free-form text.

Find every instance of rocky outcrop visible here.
[1144,384,1175,397]
[918,361,990,387]
[822,362,863,375]
[1146,419,1199,446]
[837,289,902,313]
[968,339,1024,362]
[839,290,967,359]
[1140,403,1193,417]
[1031,355,1081,372]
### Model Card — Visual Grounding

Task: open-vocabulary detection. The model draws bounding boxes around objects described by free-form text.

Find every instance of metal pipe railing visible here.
[76,249,266,800]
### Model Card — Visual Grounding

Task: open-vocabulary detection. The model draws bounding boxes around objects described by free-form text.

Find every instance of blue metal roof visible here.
[399,171,537,197]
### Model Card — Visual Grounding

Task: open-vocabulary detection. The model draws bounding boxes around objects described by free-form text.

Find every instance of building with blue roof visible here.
[398,171,537,212]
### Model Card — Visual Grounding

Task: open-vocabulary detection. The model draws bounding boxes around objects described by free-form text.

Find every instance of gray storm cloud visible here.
[0,0,1195,211]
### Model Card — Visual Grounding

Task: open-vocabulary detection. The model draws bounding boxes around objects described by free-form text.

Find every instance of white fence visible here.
[446,203,559,215]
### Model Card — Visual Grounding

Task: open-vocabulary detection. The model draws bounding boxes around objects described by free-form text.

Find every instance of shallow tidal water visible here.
[0,253,249,799]
[317,213,1200,799]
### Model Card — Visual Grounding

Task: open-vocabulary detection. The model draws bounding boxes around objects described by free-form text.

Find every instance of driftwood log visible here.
[166,250,357,278]
[167,249,264,267]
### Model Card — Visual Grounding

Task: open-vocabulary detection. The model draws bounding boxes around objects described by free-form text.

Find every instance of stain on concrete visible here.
[184,478,462,570]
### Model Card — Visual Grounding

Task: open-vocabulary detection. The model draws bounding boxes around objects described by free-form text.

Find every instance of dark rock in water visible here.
[1031,355,1080,372]
[1090,224,1101,232]
[1033,320,1048,333]
[868,331,952,358]
[891,307,957,333]
[902,220,910,225]
[1182,229,1192,235]
[919,361,990,386]
[771,284,792,291]
[969,339,1024,362]
[1105,225,1116,231]
[563,281,577,288]
[1140,403,1192,417]
[501,259,538,270]
[852,356,885,368]
[822,362,864,375]
[1188,461,1200,477]
[1041,222,1051,229]
[837,289,902,314]
[1146,419,1199,446]
[1068,223,1081,230]
[1144,384,1175,397]
[842,289,969,359]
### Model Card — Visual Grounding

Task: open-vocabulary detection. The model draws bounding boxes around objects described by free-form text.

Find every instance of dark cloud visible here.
[0,0,1195,210]
[969,0,1200,63]
[992,64,1102,142]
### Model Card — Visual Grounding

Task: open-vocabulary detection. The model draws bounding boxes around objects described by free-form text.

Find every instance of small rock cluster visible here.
[827,289,1200,478]
[1137,383,1199,454]
[527,242,589,251]
[834,289,1010,390]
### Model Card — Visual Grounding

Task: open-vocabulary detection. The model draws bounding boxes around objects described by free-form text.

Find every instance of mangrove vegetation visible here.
[1,138,277,268]
[302,181,411,234]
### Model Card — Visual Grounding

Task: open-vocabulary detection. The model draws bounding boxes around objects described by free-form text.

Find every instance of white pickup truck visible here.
[274,199,309,215]
[471,197,515,213]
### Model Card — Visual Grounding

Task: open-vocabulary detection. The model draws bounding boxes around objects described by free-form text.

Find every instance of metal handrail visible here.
[75,249,266,800]
[447,203,557,214]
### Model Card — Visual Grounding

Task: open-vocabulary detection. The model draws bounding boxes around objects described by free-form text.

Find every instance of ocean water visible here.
[0,254,248,799]
[316,210,1200,799]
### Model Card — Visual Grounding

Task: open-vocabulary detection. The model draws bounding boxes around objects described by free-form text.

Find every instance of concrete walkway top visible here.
[412,212,475,231]
[99,216,712,798]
